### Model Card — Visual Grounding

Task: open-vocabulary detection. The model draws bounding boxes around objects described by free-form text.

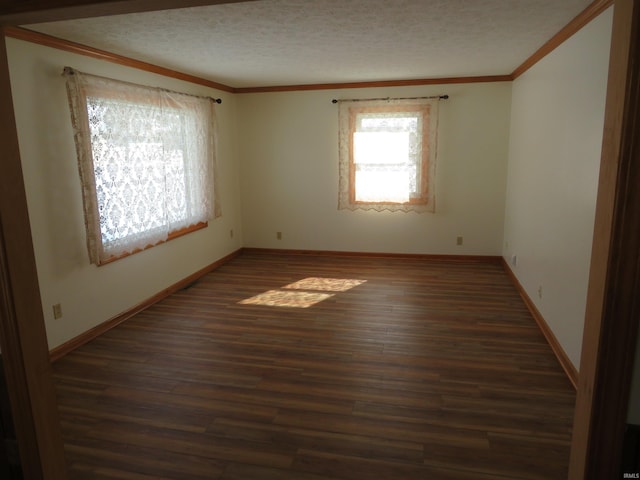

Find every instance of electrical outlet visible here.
[456,236,463,246]
[277,231,282,240]
[537,285,543,299]
[52,303,63,319]
[230,229,234,238]
[511,254,517,267]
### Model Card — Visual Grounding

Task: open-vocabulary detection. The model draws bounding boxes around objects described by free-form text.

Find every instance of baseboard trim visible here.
[242,247,502,264]
[49,248,242,362]
[501,258,578,390]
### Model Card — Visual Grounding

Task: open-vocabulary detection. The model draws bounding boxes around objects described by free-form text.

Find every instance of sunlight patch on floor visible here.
[239,289,333,308]
[239,277,367,308]
[283,277,367,292]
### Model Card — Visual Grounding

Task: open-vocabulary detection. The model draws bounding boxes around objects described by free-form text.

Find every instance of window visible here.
[64,68,220,265]
[338,98,440,213]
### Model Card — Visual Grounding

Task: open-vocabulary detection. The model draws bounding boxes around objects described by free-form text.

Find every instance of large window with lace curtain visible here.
[64,68,220,265]
[338,97,440,213]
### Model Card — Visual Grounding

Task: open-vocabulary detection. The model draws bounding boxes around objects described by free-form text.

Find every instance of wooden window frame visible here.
[348,104,431,206]
[98,221,208,265]
[69,74,214,266]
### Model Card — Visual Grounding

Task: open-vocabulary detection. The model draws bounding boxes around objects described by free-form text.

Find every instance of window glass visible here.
[65,68,220,264]
[338,98,440,213]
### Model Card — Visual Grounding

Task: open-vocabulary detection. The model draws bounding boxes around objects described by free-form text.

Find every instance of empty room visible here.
[1,0,639,479]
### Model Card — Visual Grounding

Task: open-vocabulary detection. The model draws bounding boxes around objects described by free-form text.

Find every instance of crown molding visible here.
[2,26,235,92]
[512,0,614,79]
[3,0,614,94]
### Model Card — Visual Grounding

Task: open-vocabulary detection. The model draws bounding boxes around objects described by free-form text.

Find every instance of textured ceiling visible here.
[25,0,594,88]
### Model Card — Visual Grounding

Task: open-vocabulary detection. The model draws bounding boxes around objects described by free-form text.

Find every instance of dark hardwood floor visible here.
[52,251,576,479]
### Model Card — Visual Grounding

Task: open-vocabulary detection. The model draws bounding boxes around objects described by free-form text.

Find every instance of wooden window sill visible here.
[98,221,208,266]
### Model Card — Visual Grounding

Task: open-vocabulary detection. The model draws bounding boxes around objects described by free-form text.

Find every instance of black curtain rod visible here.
[62,66,222,104]
[331,94,448,104]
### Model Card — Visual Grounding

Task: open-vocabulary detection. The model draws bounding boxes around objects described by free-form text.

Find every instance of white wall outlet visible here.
[52,303,63,319]
[456,236,463,246]
[277,231,282,240]
[511,254,517,267]
[230,229,234,238]
[537,285,543,299]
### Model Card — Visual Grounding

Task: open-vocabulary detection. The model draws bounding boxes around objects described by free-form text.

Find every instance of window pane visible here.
[165,149,188,225]
[88,99,192,246]
[355,167,412,203]
[353,131,409,165]
[337,98,438,213]
[360,115,418,131]
[353,111,422,203]
[65,69,218,264]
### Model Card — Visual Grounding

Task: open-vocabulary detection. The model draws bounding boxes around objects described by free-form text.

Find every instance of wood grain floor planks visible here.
[53,251,575,479]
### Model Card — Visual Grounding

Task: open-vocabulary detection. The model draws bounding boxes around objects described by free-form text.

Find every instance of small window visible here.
[65,68,221,265]
[338,98,440,213]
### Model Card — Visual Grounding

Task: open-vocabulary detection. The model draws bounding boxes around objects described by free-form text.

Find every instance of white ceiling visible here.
[25,0,594,89]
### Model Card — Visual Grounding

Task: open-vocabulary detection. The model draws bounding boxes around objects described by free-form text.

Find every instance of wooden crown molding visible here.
[234,75,514,94]
[2,26,235,93]
[3,25,512,92]
[511,0,614,79]
[2,0,612,93]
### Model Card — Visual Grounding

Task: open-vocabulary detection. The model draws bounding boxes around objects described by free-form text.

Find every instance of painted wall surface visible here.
[6,38,243,349]
[502,8,613,369]
[238,82,512,255]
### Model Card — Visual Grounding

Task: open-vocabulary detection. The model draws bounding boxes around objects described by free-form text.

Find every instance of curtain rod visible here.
[331,94,448,104]
[62,66,222,104]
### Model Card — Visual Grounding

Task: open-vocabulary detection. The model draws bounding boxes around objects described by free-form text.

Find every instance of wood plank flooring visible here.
[52,251,576,479]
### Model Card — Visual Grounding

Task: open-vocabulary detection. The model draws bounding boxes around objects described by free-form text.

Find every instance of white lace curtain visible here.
[338,97,440,213]
[64,68,220,265]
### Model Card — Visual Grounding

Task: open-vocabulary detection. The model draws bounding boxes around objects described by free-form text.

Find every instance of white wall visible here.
[502,8,613,369]
[5,7,611,361]
[238,82,512,255]
[6,38,243,349]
